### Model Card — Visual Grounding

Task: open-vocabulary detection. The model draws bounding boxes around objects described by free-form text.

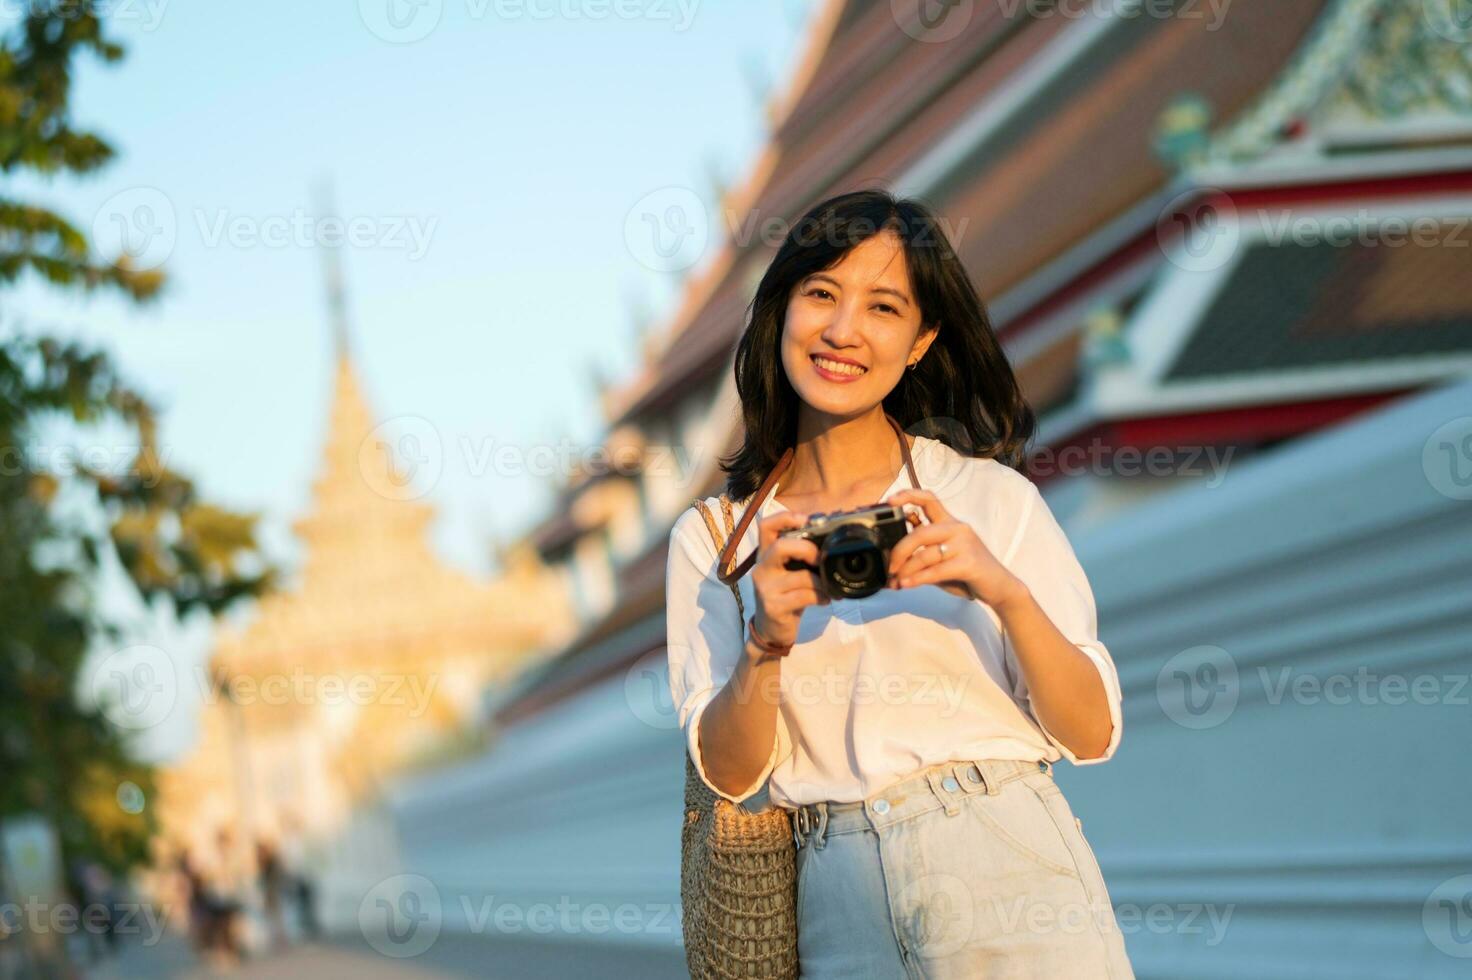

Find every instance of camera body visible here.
[780,503,912,600]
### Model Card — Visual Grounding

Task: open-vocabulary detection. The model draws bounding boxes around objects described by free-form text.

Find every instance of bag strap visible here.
[715,411,921,586]
[692,494,747,646]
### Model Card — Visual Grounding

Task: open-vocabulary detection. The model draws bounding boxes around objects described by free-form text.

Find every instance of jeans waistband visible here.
[788,758,1052,850]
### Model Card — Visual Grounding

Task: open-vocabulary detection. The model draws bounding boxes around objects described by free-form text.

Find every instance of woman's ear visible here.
[911,321,939,363]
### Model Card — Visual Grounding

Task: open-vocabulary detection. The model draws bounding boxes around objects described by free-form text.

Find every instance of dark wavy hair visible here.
[719,188,1036,502]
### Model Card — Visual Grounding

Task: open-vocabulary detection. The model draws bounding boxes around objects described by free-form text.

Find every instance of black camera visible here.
[780,504,912,600]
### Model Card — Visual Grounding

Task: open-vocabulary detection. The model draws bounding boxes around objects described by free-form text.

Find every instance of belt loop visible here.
[814,802,830,849]
[981,760,1000,795]
[925,768,960,815]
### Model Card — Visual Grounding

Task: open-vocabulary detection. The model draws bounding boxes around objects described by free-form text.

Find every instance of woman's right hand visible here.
[750,511,829,649]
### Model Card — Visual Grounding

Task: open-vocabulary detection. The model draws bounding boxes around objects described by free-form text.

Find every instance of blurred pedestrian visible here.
[255,839,288,951]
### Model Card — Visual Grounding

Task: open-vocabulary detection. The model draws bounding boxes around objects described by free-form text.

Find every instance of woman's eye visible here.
[875,304,897,315]
[807,288,833,300]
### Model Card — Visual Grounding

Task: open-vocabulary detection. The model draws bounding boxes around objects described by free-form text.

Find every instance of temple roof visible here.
[212,351,552,676]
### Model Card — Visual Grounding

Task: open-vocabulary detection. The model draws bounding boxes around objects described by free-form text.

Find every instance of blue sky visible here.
[6,0,811,573]
[2,0,814,758]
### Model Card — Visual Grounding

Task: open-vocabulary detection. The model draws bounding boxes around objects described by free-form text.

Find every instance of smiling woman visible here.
[667,188,1135,978]
[723,189,1033,505]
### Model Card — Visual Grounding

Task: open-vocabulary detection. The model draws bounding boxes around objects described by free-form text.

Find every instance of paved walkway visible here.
[80,930,686,979]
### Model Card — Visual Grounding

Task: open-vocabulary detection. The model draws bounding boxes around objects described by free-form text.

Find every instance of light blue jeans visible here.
[786,757,1135,979]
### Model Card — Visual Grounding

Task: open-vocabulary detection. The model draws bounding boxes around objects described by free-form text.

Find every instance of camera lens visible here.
[821,524,885,599]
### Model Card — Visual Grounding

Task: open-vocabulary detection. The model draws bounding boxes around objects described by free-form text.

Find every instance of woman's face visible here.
[781,231,937,419]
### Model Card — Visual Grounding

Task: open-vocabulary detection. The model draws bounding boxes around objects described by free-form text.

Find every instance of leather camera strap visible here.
[715,412,920,586]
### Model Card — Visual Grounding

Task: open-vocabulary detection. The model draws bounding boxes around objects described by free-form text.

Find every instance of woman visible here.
[665,189,1135,978]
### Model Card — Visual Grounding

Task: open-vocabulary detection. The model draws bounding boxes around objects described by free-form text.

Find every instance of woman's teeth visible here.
[813,356,866,376]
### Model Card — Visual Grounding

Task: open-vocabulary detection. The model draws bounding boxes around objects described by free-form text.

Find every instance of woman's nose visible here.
[821,305,861,344]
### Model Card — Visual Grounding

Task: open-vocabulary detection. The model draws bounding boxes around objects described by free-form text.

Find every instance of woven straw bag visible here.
[679,493,799,979]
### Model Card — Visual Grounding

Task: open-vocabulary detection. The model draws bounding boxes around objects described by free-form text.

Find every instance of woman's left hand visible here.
[883,489,1024,607]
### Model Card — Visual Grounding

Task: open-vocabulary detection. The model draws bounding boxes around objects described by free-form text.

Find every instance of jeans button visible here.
[873,799,890,814]
[966,766,981,783]
[941,776,960,792]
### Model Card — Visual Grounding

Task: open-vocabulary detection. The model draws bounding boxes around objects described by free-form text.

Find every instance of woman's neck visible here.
[776,408,912,509]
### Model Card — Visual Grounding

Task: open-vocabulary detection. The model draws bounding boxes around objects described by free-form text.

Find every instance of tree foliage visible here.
[0,3,274,874]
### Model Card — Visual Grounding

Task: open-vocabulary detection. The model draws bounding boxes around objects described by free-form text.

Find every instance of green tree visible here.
[0,2,274,876]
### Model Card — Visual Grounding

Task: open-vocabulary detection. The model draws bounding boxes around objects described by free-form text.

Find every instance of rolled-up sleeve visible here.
[998,482,1123,765]
[665,506,785,804]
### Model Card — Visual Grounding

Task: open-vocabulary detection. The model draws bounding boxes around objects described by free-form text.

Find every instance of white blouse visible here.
[664,434,1123,808]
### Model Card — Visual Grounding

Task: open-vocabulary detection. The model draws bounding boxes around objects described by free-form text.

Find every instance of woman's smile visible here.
[811,353,868,382]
